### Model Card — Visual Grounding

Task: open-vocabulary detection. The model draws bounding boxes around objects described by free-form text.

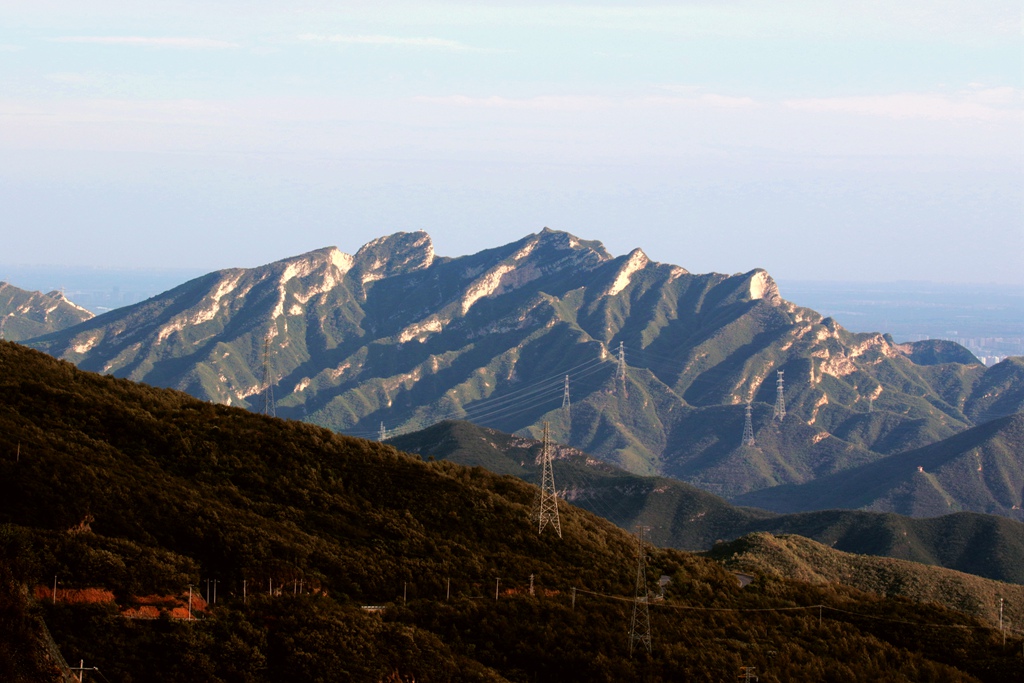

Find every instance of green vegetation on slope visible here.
[709,532,1024,631]
[391,420,1024,584]
[737,412,1024,520]
[26,230,1021,502]
[1,340,1021,682]
[0,282,92,342]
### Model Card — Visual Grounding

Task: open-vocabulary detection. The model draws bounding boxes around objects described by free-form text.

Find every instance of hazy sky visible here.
[1,1,1021,283]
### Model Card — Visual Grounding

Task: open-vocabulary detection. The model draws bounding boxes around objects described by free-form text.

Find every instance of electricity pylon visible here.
[537,422,562,538]
[617,341,627,382]
[773,370,786,421]
[260,332,276,417]
[629,526,652,656]
[562,374,571,423]
[742,401,755,446]
[378,422,387,441]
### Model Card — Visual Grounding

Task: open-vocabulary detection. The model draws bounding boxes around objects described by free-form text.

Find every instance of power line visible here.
[346,356,615,440]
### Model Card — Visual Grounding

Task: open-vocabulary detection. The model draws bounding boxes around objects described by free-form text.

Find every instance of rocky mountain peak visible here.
[536,227,613,262]
[0,282,94,341]
[748,270,781,302]
[352,231,435,284]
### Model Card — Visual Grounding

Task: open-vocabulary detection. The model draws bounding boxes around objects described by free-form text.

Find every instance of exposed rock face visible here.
[26,229,1016,499]
[351,231,434,287]
[0,282,93,341]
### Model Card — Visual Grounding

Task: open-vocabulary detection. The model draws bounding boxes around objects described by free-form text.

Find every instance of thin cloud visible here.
[415,95,610,110]
[0,44,24,52]
[784,91,1022,122]
[415,92,758,111]
[48,36,240,49]
[298,33,481,51]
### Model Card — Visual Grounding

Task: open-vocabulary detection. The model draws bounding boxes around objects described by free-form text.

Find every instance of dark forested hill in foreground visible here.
[390,420,1024,583]
[1,340,1022,682]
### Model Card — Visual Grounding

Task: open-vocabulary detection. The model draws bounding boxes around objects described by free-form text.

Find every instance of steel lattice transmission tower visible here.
[773,370,786,421]
[378,422,388,441]
[629,526,652,656]
[741,401,755,446]
[260,332,276,417]
[617,341,627,382]
[562,374,571,423]
[537,422,562,538]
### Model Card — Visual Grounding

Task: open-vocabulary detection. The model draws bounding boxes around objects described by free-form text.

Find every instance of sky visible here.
[0,1,1021,284]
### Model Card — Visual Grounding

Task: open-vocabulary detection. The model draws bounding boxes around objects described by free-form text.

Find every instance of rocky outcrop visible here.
[0,282,93,341]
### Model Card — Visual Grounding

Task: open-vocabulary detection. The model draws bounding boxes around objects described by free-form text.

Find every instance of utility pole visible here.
[52,576,57,605]
[188,586,193,621]
[629,526,652,656]
[243,579,247,604]
[495,578,500,601]
[537,422,562,538]
[379,422,387,441]
[773,370,786,421]
[742,401,756,446]
[529,574,535,597]
[70,660,98,682]
[999,598,1005,646]
[571,586,576,610]
[739,665,758,682]
[446,577,451,601]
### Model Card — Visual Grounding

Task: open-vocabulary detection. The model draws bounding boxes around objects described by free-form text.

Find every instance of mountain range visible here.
[23,229,1024,504]
[0,282,93,341]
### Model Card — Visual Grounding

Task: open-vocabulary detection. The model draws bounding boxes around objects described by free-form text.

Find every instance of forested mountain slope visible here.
[1,340,1022,681]
[392,420,1024,582]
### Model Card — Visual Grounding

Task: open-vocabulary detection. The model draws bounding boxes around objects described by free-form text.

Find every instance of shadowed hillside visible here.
[1,340,1022,681]
[391,420,1024,583]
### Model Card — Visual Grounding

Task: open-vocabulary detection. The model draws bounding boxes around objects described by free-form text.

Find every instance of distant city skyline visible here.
[1,1,1020,283]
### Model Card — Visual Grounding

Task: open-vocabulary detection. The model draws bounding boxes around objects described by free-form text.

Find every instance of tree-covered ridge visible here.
[391,420,1024,583]
[709,532,1024,631]
[25,230,1023,500]
[1,340,1023,681]
[737,411,1024,519]
[0,282,92,342]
